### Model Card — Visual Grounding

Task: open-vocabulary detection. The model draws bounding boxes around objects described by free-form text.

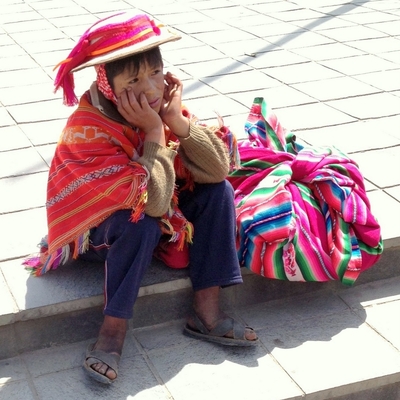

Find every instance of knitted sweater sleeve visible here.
[137,141,177,217]
[177,121,230,183]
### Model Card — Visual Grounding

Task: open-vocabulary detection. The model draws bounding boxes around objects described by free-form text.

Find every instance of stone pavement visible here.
[1,0,400,399]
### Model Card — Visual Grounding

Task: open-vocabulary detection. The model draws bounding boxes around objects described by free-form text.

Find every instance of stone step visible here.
[0,241,399,361]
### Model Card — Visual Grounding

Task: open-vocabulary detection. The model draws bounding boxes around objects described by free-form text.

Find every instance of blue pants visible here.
[82,181,243,319]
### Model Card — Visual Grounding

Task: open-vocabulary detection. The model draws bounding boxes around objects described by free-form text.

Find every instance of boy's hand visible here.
[160,72,189,138]
[117,88,165,145]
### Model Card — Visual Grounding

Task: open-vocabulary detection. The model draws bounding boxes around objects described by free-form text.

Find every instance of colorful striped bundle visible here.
[228,97,383,285]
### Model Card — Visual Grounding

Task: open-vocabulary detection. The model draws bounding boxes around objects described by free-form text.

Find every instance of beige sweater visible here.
[90,83,230,217]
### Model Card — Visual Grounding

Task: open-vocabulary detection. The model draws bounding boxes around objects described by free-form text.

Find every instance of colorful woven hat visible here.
[54,12,181,106]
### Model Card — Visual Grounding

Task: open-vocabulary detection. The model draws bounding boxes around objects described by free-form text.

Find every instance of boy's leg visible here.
[86,209,162,319]
[82,209,161,381]
[178,180,242,290]
[178,180,257,343]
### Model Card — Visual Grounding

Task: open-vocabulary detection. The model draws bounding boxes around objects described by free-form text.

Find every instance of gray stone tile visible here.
[235,17,300,35]
[22,341,86,378]
[225,11,288,30]
[337,276,400,310]
[36,5,87,19]
[9,28,67,44]
[195,28,257,45]
[0,107,15,127]
[368,20,400,36]
[318,25,388,42]
[346,37,400,55]
[364,300,400,351]
[0,44,27,58]
[351,146,400,188]
[266,31,334,50]
[1,257,103,319]
[33,362,167,400]
[199,4,258,20]
[22,336,140,379]
[0,172,47,213]
[237,49,309,69]
[0,10,42,25]
[21,38,76,55]
[263,62,342,85]
[49,13,96,29]
[147,339,303,400]
[364,0,400,11]
[362,190,400,244]
[0,207,47,261]
[0,83,60,106]
[256,309,400,396]
[274,102,356,131]
[163,45,225,65]
[0,355,27,384]
[327,92,400,119]
[353,69,400,92]
[293,75,380,101]
[214,113,247,140]
[183,94,249,121]
[200,69,281,94]
[0,34,14,46]
[385,185,400,202]
[339,10,399,24]
[0,68,51,89]
[179,58,251,79]
[294,117,400,154]
[290,42,365,61]
[377,50,400,65]
[314,3,369,15]
[133,320,189,351]
[180,79,220,100]
[0,54,39,72]
[269,9,329,23]
[0,267,18,326]
[230,85,315,110]
[0,125,32,151]
[78,1,131,14]
[320,54,399,76]
[237,289,349,330]
[248,1,300,13]
[210,37,279,57]
[173,20,229,36]
[1,19,55,34]
[0,380,35,399]
[162,34,203,53]
[35,143,57,167]
[30,49,74,68]
[0,147,48,178]
[7,99,72,124]
[19,120,66,146]
[297,16,355,32]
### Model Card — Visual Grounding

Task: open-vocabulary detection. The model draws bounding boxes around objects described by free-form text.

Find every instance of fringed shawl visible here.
[26,93,194,275]
[228,97,383,285]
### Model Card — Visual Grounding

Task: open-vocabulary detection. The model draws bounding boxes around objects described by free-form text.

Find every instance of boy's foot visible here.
[187,286,258,344]
[84,316,127,383]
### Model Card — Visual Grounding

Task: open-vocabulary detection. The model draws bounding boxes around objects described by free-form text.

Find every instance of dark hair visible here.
[105,47,163,89]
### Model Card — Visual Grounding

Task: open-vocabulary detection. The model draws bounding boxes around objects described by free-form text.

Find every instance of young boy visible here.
[30,11,258,384]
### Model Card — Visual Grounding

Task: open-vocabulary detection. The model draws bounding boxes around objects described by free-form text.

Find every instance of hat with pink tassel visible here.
[53,12,181,106]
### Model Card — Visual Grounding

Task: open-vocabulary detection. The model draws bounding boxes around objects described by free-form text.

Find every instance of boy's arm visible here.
[177,121,230,183]
[137,141,177,217]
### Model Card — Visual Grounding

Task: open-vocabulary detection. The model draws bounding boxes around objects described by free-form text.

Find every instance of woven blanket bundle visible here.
[227,97,383,285]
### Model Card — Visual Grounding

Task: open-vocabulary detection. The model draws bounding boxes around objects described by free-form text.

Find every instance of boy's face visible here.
[112,61,165,113]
